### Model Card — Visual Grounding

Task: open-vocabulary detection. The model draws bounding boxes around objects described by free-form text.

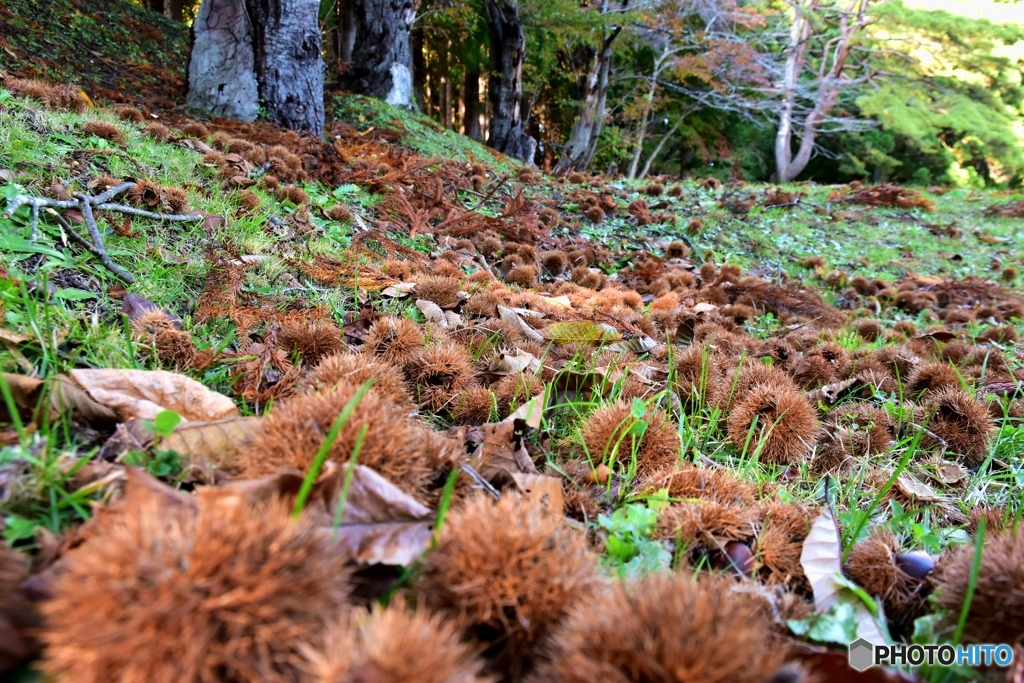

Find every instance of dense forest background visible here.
[60,0,1024,185]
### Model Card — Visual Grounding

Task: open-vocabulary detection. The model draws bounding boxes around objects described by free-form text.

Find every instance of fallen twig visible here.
[459,464,501,500]
[5,182,203,283]
[49,210,137,284]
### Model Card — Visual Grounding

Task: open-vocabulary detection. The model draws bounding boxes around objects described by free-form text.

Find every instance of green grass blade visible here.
[292,379,374,519]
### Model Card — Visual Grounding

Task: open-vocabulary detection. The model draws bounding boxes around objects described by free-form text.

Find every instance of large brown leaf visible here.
[69,369,238,421]
[1,373,118,427]
[99,416,258,483]
[201,463,434,567]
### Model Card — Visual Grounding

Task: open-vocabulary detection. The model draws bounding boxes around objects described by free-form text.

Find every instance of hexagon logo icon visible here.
[848,638,875,672]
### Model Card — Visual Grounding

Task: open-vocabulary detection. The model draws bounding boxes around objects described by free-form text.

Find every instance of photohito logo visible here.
[848,639,1015,671]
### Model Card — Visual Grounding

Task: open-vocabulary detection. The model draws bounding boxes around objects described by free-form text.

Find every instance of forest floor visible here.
[1,3,1024,682]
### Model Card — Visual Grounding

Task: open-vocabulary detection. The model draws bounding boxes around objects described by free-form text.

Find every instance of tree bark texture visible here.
[186,0,261,122]
[463,69,482,141]
[553,28,619,174]
[484,0,536,163]
[340,0,417,107]
[247,0,325,133]
[188,0,324,132]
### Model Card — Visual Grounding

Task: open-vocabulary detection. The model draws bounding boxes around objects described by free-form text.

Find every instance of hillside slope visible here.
[1,6,1024,682]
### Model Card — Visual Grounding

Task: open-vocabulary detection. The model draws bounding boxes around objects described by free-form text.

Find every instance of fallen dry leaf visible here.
[380,282,417,298]
[121,293,181,329]
[416,299,449,327]
[201,463,434,566]
[895,474,942,502]
[808,378,867,407]
[540,295,572,310]
[0,328,28,344]
[930,462,968,485]
[1,373,118,427]
[976,231,1010,245]
[505,392,545,430]
[329,463,434,566]
[486,349,541,378]
[70,369,238,422]
[542,320,622,345]
[497,305,545,343]
[800,505,887,646]
[465,420,539,485]
[161,417,259,478]
[509,472,563,511]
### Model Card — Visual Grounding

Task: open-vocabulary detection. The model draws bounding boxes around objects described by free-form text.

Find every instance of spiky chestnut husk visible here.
[417,494,598,680]
[40,496,350,683]
[921,386,995,466]
[825,402,895,458]
[235,381,459,504]
[277,319,345,365]
[855,319,884,342]
[727,383,820,465]
[310,605,489,683]
[844,530,932,633]
[297,351,412,409]
[906,360,961,399]
[717,360,795,414]
[529,573,787,683]
[656,500,760,552]
[404,343,476,412]
[672,344,729,411]
[579,400,680,475]
[364,316,425,367]
[416,276,465,309]
[646,464,759,507]
[755,502,817,590]
[933,528,1024,645]
[450,385,498,425]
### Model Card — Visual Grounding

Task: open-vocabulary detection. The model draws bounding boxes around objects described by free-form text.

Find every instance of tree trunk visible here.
[341,0,416,107]
[463,68,482,141]
[439,42,452,129]
[339,0,358,64]
[775,0,866,182]
[187,0,261,122]
[188,0,324,132]
[412,26,427,111]
[164,0,184,22]
[553,27,620,174]
[484,0,536,163]
[638,115,683,180]
[145,0,166,15]
[247,0,324,133]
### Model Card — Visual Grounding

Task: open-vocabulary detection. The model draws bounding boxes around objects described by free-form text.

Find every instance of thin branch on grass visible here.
[6,182,203,284]
[49,209,137,284]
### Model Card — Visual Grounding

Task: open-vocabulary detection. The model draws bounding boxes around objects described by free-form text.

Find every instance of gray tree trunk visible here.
[248,0,325,133]
[553,27,619,174]
[188,0,324,133]
[484,0,536,163]
[186,0,261,122]
[340,0,416,107]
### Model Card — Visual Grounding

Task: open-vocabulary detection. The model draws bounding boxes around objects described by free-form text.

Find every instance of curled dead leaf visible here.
[416,299,449,327]
[69,369,238,422]
[497,305,545,343]
[1,373,118,427]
